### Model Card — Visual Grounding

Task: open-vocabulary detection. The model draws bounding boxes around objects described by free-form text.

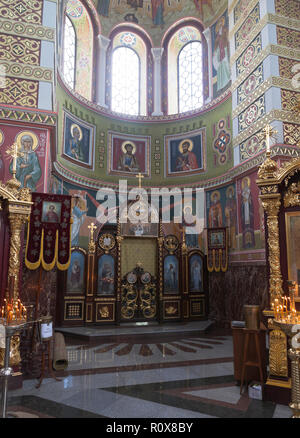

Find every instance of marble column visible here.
[96,34,111,108]
[151,47,164,116]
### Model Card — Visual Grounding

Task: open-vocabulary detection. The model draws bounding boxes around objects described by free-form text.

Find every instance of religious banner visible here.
[25,193,72,271]
[207,227,228,272]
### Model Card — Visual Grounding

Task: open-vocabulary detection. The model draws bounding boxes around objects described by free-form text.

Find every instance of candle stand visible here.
[0,321,27,418]
[273,320,300,418]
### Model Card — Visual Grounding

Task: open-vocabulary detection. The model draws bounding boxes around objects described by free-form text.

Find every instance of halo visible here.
[226,186,234,197]
[15,131,39,151]
[70,123,83,141]
[242,176,251,189]
[183,204,193,215]
[210,190,220,202]
[121,140,136,155]
[179,138,193,154]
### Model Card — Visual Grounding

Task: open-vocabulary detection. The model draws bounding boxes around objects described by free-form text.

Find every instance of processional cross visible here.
[88,222,97,242]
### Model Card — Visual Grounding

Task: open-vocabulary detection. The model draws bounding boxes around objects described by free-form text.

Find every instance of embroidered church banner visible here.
[207,227,228,272]
[25,193,72,271]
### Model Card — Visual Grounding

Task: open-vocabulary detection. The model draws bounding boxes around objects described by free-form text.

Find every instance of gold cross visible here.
[262,124,277,153]
[136,172,144,189]
[88,222,97,241]
[6,142,19,174]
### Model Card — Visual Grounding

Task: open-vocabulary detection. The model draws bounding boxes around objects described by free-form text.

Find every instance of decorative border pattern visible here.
[232,44,300,93]
[0,18,55,41]
[234,3,260,51]
[233,109,300,147]
[0,106,56,125]
[0,61,53,82]
[238,94,265,133]
[237,62,263,105]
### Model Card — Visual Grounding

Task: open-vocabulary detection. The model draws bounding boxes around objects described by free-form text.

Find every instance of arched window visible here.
[108,29,152,116]
[178,41,203,113]
[63,15,76,89]
[62,0,94,100]
[111,46,140,116]
[163,24,208,115]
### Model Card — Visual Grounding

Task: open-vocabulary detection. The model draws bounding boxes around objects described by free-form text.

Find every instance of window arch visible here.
[178,40,203,113]
[63,0,94,100]
[162,22,209,115]
[111,46,140,115]
[63,15,76,89]
[107,28,153,116]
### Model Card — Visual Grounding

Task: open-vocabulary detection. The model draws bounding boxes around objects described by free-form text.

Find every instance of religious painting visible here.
[236,171,265,250]
[120,221,158,237]
[41,201,62,223]
[189,254,203,293]
[224,185,237,250]
[208,229,225,248]
[108,132,150,177]
[70,191,89,247]
[164,255,179,294]
[66,250,86,294]
[0,123,49,192]
[97,254,115,295]
[62,110,95,169]
[206,184,236,234]
[211,10,231,98]
[165,129,206,177]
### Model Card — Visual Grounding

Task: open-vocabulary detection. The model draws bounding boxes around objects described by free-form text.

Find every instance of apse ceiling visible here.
[93,0,228,45]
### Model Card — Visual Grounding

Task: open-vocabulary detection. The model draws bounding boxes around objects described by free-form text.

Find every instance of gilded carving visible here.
[284,182,300,207]
[257,156,278,180]
[261,197,283,301]
[269,329,288,377]
[0,335,21,367]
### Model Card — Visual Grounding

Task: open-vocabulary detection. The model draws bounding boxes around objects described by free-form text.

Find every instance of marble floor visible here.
[2,321,292,420]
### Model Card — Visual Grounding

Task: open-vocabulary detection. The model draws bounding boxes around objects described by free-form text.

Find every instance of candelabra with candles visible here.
[272,281,300,418]
[0,297,28,418]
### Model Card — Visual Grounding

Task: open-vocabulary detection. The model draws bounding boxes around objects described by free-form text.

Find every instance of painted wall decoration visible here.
[211,10,231,98]
[0,123,49,192]
[66,250,86,294]
[238,95,265,133]
[236,171,265,250]
[66,0,94,100]
[165,129,205,177]
[62,110,95,169]
[189,253,203,292]
[206,183,237,250]
[236,33,262,77]
[237,63,264,105]
[99,0,227,47]
[108,132,150,177]
[97,254,115,295]
[234,3,260,50]
[164,255,179,294]
[212,118,231,167]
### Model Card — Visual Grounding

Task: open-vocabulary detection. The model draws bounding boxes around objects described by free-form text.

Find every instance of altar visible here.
[56,198,208,326]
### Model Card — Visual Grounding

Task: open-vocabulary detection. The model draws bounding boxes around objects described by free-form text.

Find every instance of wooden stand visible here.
[36,340,61,389]
[240,329,265,394]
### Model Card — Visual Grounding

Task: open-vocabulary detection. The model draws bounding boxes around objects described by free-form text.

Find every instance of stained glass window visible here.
[111,46,140,116]
[178,41,203,113]
[63,15,76,89]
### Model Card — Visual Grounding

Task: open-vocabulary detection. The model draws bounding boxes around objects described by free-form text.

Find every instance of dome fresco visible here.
[94,0,228,45]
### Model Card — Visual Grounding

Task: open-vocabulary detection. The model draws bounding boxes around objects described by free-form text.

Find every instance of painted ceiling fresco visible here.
[93,0,228,45]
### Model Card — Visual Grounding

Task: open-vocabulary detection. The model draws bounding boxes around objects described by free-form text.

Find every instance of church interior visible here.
[0,0,300,420]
